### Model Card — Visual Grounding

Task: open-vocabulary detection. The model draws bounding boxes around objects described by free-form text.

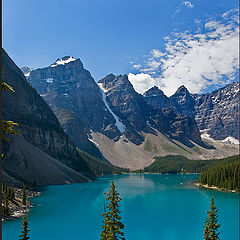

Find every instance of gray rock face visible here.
[193,82,239,140]
[28,58,204,148]
[20,66,34,77]
[144,82,239,140]
[99,74,204,147]
[28,57,122,156]
[170,85,196,118]
[2,50,92,184]
[98,74,153,144]
[143,86,170,109]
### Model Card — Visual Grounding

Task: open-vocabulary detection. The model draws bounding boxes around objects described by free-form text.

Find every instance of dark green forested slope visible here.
[143,155,240,174]
[77,149,127,176]
[198,160,240,191]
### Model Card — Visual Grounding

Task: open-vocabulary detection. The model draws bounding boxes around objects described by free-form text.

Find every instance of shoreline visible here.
[2,189,41,222]
[129,172,200,175]
[3,175,237,223]
[195,182,238,193]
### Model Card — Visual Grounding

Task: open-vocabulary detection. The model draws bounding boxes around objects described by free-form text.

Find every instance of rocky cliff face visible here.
[28,57,123,156]
[27,58,205,148]
[98,74,204,147]
[170,86,196,118]
[144,82,239,141]
[143,86,170,109]
[2,50,93,185]
[98,74,152,144]
[193,82,239,140]
[20,66,34,77]
[25,55,238,169]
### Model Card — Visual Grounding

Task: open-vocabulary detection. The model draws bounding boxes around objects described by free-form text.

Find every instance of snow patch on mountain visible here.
[97,83,108,93]
[88,137,99,146]
[222,136,239,145]
[201,133,215,141]
[98,88,126,133]
[24,72,31,77]
[21,67,34,77]
[46,78,54,83]
[50,56,77,67]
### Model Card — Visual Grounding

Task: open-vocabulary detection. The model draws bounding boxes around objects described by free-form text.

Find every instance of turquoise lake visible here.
[3,174,239,240]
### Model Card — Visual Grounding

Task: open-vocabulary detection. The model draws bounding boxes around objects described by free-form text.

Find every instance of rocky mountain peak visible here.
[98,74,135,94]
[175,85,189,94]
[170,85,196,117]
[144,86,165,97]
[104,73,116,80]
[50,56,83,68]
[144,81,239,141]
[21,66,34,77]
[143,86,170,109]
[193,81,239,140]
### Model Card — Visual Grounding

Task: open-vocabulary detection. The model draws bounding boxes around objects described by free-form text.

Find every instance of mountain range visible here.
[2,50,121,187]
[144,83,239,141]
[22,55,239,169]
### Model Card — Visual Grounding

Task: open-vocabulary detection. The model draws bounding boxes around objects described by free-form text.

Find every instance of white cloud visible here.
[129,9,239,96]
[184,1,194,8]
[128,73,156,94]
[132,64,142,70]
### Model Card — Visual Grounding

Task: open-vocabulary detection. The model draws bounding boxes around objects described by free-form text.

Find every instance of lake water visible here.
[3,174,239,240]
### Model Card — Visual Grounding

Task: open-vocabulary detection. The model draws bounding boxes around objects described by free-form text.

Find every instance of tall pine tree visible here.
[100,181,125,240]
[22,185,27,205]
[19,215,31,240]
[203,197,220,240]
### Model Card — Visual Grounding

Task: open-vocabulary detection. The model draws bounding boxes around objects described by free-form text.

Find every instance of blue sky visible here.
[3,0,239,95]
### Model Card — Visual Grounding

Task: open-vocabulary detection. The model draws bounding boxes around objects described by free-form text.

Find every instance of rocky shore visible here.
[2,188,41,222]
[195,182,237,193]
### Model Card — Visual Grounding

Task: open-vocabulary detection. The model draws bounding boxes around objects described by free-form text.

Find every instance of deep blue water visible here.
[3,174,239,240]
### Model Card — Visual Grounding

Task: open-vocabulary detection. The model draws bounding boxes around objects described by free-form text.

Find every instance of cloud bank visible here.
[129,9,239,96]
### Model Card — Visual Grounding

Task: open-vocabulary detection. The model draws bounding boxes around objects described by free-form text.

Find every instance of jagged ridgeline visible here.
[24,55,239,170]
[1,49,120,186]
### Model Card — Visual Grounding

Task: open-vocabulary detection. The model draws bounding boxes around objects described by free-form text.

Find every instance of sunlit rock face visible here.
[2,50,93,185]
[193,82,239,140]
[28,56,123,156]
[99,74,204,147]
[144,82,239,141]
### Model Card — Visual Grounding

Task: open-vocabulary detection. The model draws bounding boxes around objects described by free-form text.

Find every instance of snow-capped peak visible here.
[21,66,34,77]
[50,56,77,67]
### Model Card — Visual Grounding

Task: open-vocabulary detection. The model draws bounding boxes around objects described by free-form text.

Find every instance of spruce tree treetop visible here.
[100,181,125,240]
[203,197,220,240]
[19,215,31,240]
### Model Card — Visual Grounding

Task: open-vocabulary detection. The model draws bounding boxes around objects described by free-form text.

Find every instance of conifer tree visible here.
[19,215,31,240]
[11,185,15,200]
[203,197,220,240]
[22,185,27,205]
[1,81,19,141]
[2,193,9,216]
[100,181,125,240]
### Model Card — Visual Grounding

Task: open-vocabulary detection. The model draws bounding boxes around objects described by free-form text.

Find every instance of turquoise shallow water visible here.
[3,174,239,240]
